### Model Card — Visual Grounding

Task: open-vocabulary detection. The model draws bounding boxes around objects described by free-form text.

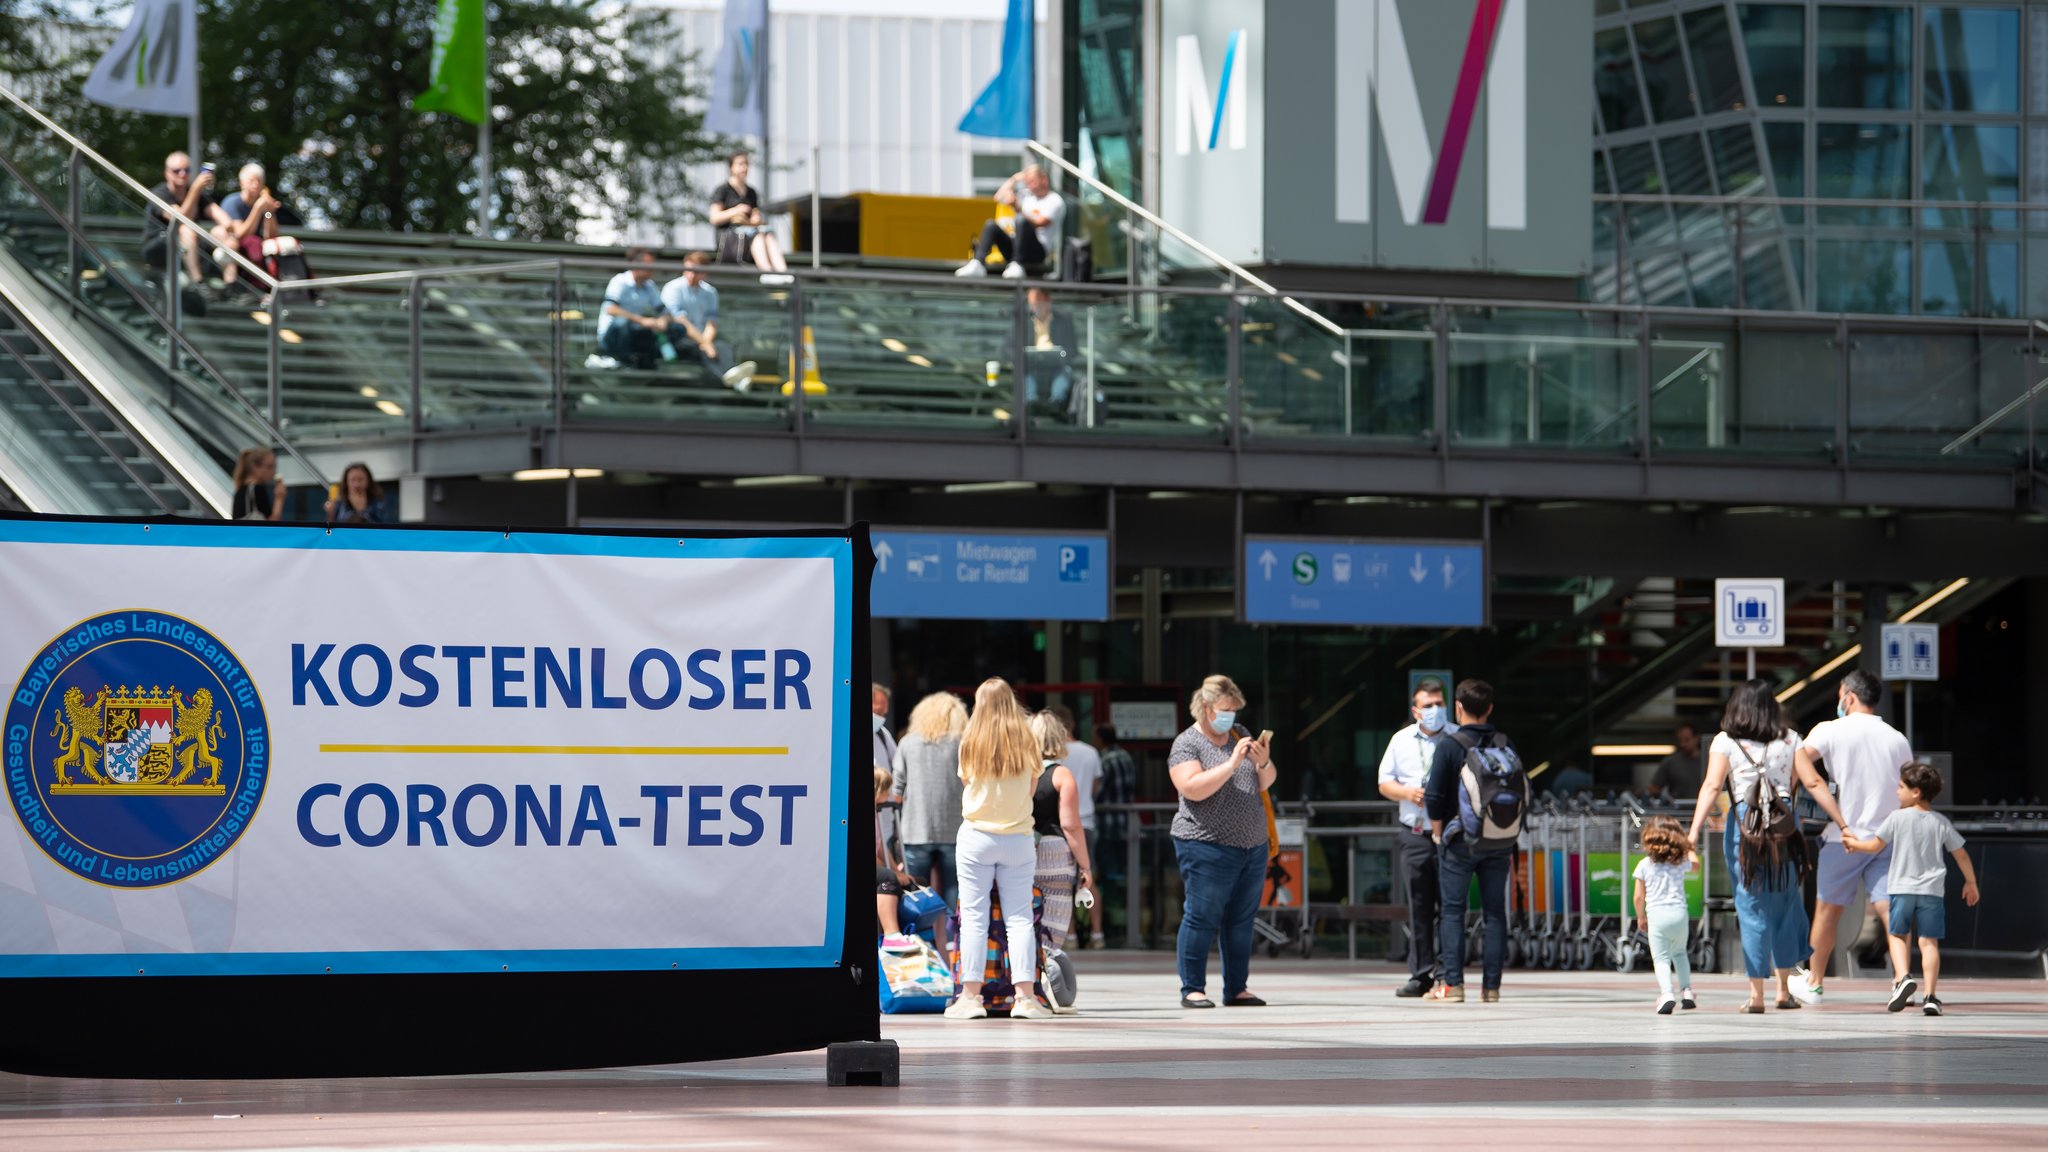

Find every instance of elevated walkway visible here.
[0,83,2039,512]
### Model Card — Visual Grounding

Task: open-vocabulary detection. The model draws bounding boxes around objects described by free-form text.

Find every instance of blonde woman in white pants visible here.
[947,679,1055,1020]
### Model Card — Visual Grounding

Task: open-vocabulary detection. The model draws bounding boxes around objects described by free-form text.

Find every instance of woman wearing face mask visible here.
[1167,673,1276,1009]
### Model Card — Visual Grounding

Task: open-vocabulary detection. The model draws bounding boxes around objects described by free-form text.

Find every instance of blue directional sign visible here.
[1242,536,1486,627]
[871,530,1109,621]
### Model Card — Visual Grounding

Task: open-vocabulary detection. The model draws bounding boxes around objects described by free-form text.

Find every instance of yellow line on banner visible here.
[318,744,789,756]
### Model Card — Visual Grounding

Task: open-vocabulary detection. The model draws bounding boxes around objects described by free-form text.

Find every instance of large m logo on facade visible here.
[1173,28,1247,155]
[1335,0,1525,229]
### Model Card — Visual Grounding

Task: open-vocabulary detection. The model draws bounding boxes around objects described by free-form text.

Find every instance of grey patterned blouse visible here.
[1168,723,1269,849]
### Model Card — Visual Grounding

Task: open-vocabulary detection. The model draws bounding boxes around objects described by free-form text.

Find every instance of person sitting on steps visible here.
[956,165,1064,280]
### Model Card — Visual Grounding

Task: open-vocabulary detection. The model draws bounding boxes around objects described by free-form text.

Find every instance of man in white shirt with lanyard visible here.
[1378,678,1456,997]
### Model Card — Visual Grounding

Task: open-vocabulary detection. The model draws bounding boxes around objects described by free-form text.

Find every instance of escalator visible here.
[1497,577,2014,774]
[0,294,212,516]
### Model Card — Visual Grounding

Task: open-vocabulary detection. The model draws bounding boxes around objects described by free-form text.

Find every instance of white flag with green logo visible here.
[82,0,199,117]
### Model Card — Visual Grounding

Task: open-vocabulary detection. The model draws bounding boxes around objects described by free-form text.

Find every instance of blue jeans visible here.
[599,322,660,369]
[902,842,958,907]
[1173,837,1267,999]
[1725,815,1811,978]
[1437,838,1510,990]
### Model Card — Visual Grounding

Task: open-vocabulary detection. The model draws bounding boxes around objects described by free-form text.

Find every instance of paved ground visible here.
[2,956,2043,1150]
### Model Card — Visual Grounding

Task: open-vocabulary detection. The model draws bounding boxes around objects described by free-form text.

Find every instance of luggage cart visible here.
[1253,816,1314,958]
[1537,803,1568,968]
[1689,812,1720,973]
[1605,800,1648,972]
[1566,796,1600,970]
[1606,799,1720,974]
[1511,798,1549,968]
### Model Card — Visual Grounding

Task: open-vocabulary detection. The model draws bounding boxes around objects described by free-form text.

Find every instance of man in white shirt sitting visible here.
[1378,679,1456,997]
[956,166,1065,280]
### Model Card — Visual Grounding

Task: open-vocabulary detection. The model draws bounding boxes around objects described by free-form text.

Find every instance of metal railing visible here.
[1023,139,1345,338]
[0,82,2039,502]
[0,82,327,492]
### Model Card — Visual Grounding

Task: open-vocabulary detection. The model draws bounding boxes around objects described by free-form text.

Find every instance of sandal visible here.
[1739,1000,1766,1014]
[1774,998,1802,1010]
[1180,994,1216,1009]
[1224,993,1268,1007]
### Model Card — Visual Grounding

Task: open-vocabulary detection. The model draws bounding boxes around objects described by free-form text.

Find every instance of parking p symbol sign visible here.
[1058,544,1089,583]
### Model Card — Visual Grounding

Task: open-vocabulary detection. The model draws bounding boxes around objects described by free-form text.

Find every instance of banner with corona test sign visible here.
[0,519,851,978]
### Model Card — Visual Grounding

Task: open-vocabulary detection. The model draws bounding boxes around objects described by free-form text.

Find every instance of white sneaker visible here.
[1012,995,1056,1019]
[722,360,758,391]
[583,353,619,369]
[943,997,988,1020]
[758,273,794,286]
[1001,262,1027,279]
[954,260,988,277]
[1787,969,1823,1006]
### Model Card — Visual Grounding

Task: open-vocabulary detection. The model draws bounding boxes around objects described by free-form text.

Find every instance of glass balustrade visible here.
[1445,308,1643,452]
[796,280,1017,434]
[1849,327,2036,466]
[1028,285,1232,437]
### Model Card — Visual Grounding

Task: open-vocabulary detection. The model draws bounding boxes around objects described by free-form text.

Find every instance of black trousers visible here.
[1397,826,1442,980]
[972,219,1047,268]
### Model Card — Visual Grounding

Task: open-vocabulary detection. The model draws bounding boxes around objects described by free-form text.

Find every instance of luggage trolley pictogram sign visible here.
[1714,578,1785,649]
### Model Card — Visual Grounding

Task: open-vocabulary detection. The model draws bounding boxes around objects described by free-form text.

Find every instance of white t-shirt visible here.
[1064,739,1101,824]
[1633,856,1691,910]
[598,271,665,338]
[1377,722,1455,831]
[1800,711,1912,841]
[1709,730,1799,805]
[1018,189,1065,251]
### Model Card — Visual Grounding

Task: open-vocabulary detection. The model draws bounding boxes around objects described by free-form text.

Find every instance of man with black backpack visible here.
[1424,679,1530,1003]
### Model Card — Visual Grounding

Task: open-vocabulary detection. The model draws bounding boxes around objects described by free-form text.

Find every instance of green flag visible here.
[414,0,488,124]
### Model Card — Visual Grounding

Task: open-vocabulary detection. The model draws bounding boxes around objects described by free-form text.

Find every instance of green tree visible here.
[46,0,724,239]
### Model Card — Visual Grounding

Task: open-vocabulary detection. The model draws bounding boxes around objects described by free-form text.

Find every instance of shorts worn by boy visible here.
[1874,806,1965,939]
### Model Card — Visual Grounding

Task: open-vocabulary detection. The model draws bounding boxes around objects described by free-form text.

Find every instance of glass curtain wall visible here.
[1592,1,2036,318]
[1063,0,1144,277]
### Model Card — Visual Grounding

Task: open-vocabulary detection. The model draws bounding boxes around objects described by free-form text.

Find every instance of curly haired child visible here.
[1627,816,1698,1014]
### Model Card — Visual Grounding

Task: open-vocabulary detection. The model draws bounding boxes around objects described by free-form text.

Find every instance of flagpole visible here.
[759,11,770,252]
[477,5,492,235]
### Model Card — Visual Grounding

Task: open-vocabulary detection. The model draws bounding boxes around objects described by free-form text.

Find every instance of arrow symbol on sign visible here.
[874,540,894,573]
[1409,552,1428,583]
[1442,556,1455,589]
[1258,549,1278,580]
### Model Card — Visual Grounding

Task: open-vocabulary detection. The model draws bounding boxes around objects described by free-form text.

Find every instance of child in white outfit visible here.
[1627,816,1697,1014]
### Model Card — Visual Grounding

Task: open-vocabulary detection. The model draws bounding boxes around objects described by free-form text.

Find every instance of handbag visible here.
[898,885,947,934]
[878,936,951,1014]
[1731,738,1810,891]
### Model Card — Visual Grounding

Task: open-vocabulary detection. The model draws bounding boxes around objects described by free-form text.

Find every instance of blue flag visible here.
[706,0,768,138]
[959,0,1033,139]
